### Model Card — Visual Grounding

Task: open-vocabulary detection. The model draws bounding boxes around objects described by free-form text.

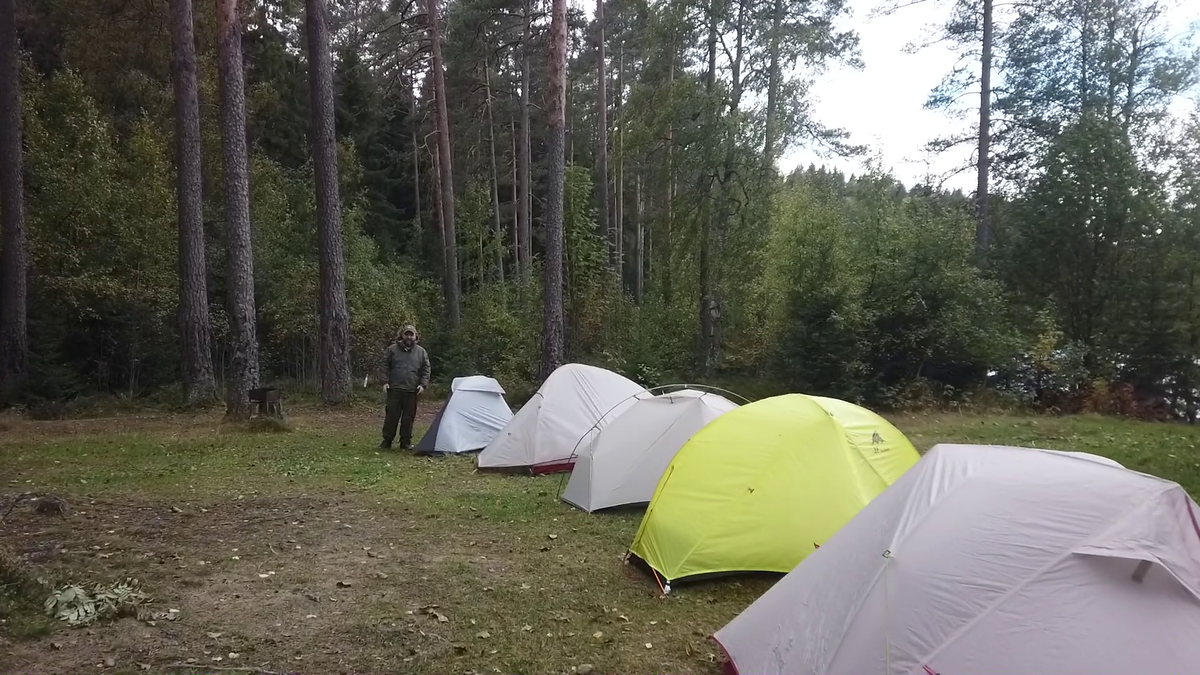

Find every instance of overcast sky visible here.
[780,0,1200,189]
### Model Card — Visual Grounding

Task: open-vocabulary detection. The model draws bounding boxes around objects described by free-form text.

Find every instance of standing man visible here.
[381,325,431,450]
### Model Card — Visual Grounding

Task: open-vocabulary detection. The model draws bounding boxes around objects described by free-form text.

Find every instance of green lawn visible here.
[2,407,1199,674]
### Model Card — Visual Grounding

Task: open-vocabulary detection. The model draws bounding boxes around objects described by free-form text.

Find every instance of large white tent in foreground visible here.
[715,443,1200,675]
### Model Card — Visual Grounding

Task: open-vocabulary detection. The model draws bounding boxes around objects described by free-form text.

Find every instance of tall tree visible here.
[427,0,461,328]
[0,0,26,401]
[217,0,260,417]
[518,0,533,290]
[484,57,504,284]
[542,0,567,377]
[596,0,611,264]
[975,0,993,259]
[169,0,218,406]
[306,0,351,403]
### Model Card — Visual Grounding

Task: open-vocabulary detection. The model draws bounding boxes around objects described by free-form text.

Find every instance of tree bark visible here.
[518,0,533,289]
[615,41,625,280]
[411,76,422,239]
[216,0,260,417]
[975,0,992,261]
[305,0,351,403]
[511,117,520,282]
[634,170,644,305]
[170,0,218,406]
[595,0,612,264]
[663,51,674,307]
[542,0,567,378]
[426,0,460,328]
[484,57,504,284]
[0,0,28,402]
[763,0,783,166]
[699,0,719,376]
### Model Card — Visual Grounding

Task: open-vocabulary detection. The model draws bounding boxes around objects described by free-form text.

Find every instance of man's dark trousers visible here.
[383,388,419,448]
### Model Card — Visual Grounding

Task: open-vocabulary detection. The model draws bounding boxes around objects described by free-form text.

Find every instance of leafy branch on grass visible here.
[44,579,150,627]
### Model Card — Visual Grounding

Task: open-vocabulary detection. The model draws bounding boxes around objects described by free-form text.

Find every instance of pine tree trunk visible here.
[426,0,460,328]
[542,0,567,378]
[595,0,611,264]
[306,0,351,403]
[511,117,521,282]
[0,0,27,398]
[975,0,993,261]
[615,42,624,279]
[216,0,260,417]
[518,0,533,290]
[432,145,448,294]
[663,52,674,307]
[763,0,782,167]
[699,0,719,376]
[170,0,218,406]
[634,171,643,305]
[411,76,422,239]
[0,0,27,402]
[485,58,504,284]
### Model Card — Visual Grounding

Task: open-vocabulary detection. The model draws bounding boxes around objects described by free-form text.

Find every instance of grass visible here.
[2,406,1200,673]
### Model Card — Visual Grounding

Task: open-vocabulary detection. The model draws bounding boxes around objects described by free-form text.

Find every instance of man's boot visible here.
[379,440,392,450]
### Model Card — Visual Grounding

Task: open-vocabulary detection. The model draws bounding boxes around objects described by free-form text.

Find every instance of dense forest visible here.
[0,0,1197,418]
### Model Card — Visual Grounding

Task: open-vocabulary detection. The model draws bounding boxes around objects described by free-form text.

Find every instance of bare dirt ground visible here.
[0,405,762,675]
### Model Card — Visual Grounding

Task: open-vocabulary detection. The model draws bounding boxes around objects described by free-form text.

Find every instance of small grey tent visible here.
[415,376,513,454]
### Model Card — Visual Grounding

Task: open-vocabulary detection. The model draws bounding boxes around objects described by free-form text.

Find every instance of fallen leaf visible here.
[185,658,197,664]
[336,581,352,588]
[476,631,491,639]
[521,624,533,632]
[228,652,240,659]
[172,506,183,513]
[212,656,223,662]
[645,642,653,649]
[258,573,270,578]
[592,631,604,639]
[306,614,318,619]
[50,642,63,650]
[138,664,151,671]
[207,632,224,639]
[520,583,531,590]
[618,615,629,622]
[548,534,558,540]
[104,657,116,668]
[374,572,388,580]
[649,620,658,625]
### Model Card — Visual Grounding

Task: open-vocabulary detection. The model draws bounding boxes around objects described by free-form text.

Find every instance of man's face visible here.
[402,331,416,347]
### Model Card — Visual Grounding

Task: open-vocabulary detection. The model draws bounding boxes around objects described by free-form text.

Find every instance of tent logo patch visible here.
[872,431,884,444]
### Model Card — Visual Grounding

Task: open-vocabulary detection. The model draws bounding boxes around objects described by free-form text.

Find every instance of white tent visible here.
[714,444,1200,675]
[477,363,646,473]
[561,390,738,512]
[414,376,513,454]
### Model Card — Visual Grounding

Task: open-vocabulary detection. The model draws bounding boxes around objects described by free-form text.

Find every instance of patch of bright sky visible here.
[782,0,1200,190]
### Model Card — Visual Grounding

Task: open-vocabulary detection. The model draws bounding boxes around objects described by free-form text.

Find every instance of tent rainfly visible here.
[562,390,738,512]
[714,444,1200,675]
[628,394,919,586]
[414,376,513,454]
[477,363,647,473]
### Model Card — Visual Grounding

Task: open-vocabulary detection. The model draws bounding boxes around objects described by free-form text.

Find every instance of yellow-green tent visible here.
[628,393,919,586]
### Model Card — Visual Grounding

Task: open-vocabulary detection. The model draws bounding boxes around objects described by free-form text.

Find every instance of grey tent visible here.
[414,376,513,454]
[714,443,1200,675]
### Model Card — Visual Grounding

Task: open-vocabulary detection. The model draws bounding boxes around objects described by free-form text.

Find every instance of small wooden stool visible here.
[248,387,283,418]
